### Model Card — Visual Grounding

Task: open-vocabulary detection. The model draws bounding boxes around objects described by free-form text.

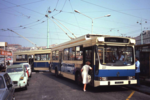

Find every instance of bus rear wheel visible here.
[49,66,51,73]
[55,68,58,77]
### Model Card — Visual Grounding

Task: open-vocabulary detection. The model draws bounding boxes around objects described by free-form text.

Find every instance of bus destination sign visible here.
[105,38,129,43]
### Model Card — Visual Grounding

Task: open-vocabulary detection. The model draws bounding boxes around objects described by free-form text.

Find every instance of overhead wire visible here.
[2,0,44,15]
[68,0,82,37]
[53,0,59,11]
[52,0,67,17]
[8,17,45,29]
[81,0,150,21]
[80,8,150,13]
[0,2,30,18]
[0,0,45,10]
[0,35,70,40]
[61,0,67,11]
[0,11,18,16]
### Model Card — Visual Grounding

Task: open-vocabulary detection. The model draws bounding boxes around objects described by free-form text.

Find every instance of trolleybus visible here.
[13,49,51,71]
[50,34,137,87]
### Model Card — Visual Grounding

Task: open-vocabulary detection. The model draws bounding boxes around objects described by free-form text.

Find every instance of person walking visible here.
[81,61,92,92]
[135,57,140,86]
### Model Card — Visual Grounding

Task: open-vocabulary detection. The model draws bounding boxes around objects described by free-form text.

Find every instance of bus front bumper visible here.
[94,79,137,87]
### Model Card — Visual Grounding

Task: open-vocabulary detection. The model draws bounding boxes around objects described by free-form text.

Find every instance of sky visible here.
[0,0,150,47]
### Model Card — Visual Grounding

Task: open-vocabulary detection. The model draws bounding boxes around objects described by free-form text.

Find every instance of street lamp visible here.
[74,10,111,34]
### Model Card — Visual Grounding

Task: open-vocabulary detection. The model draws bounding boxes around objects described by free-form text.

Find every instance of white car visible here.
[20,63,32,77]
[6,64,28,90]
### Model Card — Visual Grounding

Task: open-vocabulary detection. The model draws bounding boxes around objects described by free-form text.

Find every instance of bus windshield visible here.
[98,46,134,66]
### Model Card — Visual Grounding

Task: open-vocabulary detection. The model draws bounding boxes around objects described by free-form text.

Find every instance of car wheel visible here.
[76,73,82,86]
[24,85,28,90]
[12,94,15,100]
[29,72,32,78]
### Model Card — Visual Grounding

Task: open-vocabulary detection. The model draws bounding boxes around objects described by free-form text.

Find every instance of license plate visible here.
[115,82,123,84]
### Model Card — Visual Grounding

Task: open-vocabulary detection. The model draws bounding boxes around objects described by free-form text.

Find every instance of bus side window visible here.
[64,48,69,60]
[76,46,83,60]
[98,48,103,64]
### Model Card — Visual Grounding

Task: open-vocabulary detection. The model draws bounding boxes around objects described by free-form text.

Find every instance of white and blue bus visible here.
[13,49,51,71]
[50,34,137,87]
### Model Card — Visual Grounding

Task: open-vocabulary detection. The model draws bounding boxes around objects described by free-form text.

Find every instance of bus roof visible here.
[13,49,51,55]
[51,34,135,50]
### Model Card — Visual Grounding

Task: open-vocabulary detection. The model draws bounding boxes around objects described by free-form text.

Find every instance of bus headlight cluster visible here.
[128,76,135,80]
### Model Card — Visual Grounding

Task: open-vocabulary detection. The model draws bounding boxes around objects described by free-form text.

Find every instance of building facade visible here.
[134,30,150,45]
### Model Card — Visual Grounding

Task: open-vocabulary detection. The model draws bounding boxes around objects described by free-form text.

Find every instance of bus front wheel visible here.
[76,73,82,86]
[55,68,58,77]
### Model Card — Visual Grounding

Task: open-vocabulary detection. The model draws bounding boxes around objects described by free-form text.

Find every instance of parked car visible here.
[0,72,15,100]
[20,63,32,78]
[6,64,28,90]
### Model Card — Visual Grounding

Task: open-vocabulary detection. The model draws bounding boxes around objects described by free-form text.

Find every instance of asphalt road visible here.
[14,72,150,100]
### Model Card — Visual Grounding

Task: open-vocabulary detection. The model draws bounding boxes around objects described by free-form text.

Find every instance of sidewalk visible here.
[127,78,150,95]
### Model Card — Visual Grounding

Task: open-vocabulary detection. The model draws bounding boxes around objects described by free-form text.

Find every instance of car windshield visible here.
[24,65,29,68]
[7,67,23,73]
[0,76,5,88]
[98,46,134,66]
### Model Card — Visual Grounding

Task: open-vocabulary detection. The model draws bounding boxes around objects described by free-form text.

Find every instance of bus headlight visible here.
[128,76,135,80]
[101,77,107,81]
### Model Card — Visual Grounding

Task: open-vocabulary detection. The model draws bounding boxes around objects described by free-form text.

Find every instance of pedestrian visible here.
[7,61,10,66]
[119,51,125,61]
[81,61,92,92]
[135,57,140,86]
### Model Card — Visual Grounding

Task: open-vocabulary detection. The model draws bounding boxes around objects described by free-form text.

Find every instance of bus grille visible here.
[107,77,128,80]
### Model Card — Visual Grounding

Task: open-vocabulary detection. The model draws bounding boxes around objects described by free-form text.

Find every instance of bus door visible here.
[59,51,62,71]
[95,47,104,74]
[28,55,34,71]
[83,46,94,85]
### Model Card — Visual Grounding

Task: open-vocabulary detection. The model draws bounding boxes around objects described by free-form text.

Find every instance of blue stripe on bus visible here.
[51,62,61,71]
[34,62,49,67]
[95,69,135,77]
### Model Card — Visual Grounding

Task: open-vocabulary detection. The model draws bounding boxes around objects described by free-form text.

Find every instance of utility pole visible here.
[46,7,51,48]
[45,15,74,40]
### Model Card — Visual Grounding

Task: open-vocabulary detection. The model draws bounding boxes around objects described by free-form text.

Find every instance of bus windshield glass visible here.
[98,46,134,66]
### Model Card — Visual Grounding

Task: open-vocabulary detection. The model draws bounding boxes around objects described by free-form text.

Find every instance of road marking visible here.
[126,91,135,100]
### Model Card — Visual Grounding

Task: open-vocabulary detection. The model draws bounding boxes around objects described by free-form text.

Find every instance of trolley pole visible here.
[141,19,143,45]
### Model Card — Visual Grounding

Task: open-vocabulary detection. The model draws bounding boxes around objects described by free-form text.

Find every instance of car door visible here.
[4,73,14,100]
[6,73,14,99]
